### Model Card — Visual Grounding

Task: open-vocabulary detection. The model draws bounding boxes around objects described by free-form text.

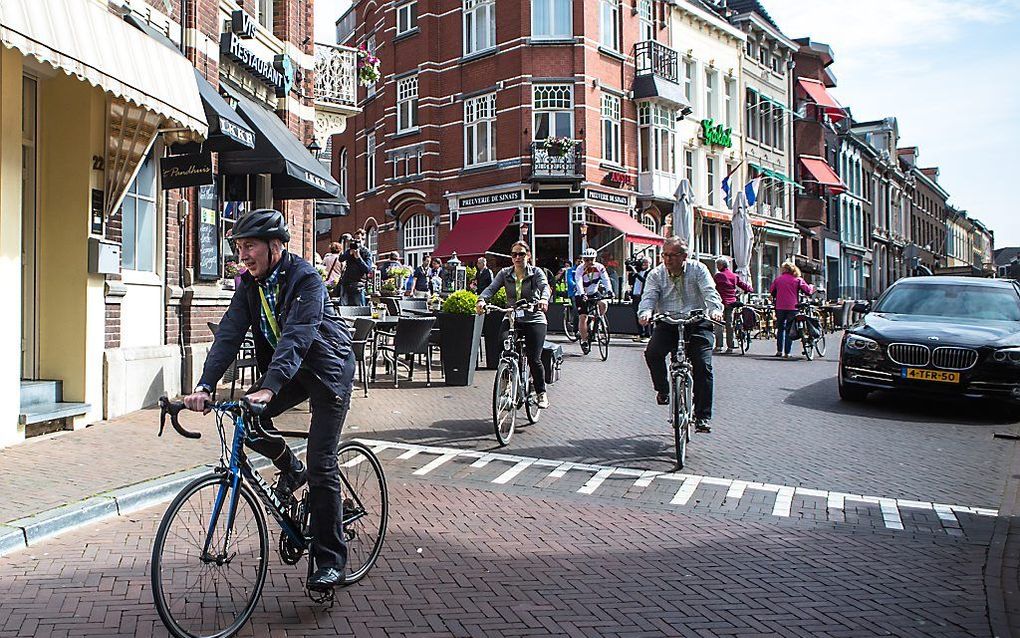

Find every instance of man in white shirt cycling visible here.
[574,247,613,353]
[638,237,724,433]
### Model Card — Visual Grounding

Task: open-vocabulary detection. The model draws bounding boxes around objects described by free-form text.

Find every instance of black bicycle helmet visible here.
[230,208,291,243]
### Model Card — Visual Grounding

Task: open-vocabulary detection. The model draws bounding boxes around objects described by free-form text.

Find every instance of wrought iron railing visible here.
[530,141,583,179]
[634,40,678,84]
[314,43,358,109]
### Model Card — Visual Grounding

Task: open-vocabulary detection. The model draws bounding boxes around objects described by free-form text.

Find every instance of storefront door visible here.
[20,76,38,379]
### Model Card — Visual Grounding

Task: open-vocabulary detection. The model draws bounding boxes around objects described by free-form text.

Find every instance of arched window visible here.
[365,224,379,256]
[338,148,348,198]
[402,213,434,268]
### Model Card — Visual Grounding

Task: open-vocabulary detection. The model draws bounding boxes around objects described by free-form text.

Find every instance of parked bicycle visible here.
[151,397,387,638]
[794,301,827,360]
[487,300,543,446]
[579,291,612,361]
[651,311,721,469]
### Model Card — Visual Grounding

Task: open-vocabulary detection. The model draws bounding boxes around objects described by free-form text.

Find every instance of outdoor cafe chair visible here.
[350,317,376,398]
[207,322,258,399]
[372,316,436,388]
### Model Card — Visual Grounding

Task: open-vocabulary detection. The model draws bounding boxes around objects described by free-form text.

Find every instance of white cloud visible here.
[763,0,1020,245]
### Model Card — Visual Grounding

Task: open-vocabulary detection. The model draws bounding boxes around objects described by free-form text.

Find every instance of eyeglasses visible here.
[662,252,687,258]
[511,252,528,257]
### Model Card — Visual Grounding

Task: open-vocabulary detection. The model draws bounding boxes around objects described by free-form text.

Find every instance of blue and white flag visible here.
[720,163,741,209]
[744,177,762,207]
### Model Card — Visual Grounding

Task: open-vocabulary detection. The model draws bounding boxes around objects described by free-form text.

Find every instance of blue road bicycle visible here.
[151,397,387,638]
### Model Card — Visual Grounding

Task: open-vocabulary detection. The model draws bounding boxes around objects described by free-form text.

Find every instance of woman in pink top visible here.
[769,261,814,358]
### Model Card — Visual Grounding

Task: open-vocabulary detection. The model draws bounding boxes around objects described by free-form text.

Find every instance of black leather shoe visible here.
[656,392,669,405]
[307,566,345,592]
[274,460,307,502]
[694,419,712,433]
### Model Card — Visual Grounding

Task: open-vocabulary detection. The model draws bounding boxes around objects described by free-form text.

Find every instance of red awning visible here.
[797,78,847,122]
[799,156,846,195]
[431,208,516,259]
[591,208,664,246]
[697,208,732,223]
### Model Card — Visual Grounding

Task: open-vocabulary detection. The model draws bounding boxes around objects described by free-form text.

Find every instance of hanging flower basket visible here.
[356,44,381,87]
[543,136,575,157]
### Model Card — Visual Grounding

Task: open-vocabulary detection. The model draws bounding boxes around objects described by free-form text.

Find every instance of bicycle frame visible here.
[499,312,531,397]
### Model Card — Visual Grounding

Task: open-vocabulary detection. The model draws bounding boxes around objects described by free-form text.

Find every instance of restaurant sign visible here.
[700,118,733,148]
[220,29,294,97]
[459,190,522,208]
[588,189,630,207]
[161,152,214,189]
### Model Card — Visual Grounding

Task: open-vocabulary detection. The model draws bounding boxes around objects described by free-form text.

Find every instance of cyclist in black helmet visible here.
[182,208,355,592]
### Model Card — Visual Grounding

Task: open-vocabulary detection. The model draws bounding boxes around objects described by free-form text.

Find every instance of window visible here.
[638,102,676,174]
[638,0,654,42]
[402,213,434,267]
[776,108,785,150]
[465,93,497,166]
[683,58,695,105]
[745,40,754,58]
[707,155,717,206]
[365,35,377,98]
[365,225,379,256]
[121,150,158,272]
[338,148,348,198]
[391,146,422,179]
[601,93,621,165]
[258,0,273,30]
[396,75,419,133]
[366,132,376,191]
[533,0,572,39]
[745,89,758,141]
[724,78,734,128]
[684,149,694,185]
[533,84,573,140]
[600,0,620,51]
[464,0,496,55]
[705,69,716,120]
[397,2,418,36]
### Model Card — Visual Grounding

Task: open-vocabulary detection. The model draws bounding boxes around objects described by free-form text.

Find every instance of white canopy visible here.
[0,0,207,138]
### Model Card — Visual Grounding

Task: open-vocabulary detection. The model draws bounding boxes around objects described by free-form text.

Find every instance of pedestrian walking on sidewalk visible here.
[769,261,814,359]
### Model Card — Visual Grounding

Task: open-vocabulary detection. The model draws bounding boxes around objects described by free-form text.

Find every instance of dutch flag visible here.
[721,163,741,208]
[744,177,762,207]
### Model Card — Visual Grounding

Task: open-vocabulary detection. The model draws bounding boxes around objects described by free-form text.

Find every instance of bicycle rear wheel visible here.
[563,304,578,342]
[492,360,517,446]
[814,332,827,358]
[596,319,610,361]
[337,441,388,585]
[736,326,748,355]
[802,334,815,360]
[152,473,268,638]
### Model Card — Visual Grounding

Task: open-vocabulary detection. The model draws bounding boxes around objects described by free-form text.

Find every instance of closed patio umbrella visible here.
[672,179,696,253]
[731,190,754,282]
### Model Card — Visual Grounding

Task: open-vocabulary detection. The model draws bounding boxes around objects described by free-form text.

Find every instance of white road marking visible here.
[353,438,999,535]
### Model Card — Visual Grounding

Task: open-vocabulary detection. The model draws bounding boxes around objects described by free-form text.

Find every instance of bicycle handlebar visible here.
[157,395,276,441]
[484,300,537,314]
[651,311,725,328]
[158,396,201,439]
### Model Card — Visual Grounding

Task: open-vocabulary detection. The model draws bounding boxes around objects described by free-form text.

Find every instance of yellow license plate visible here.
[902,368,960,383]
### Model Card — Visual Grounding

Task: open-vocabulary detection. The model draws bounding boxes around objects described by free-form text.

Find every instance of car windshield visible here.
[874,283,1020,322]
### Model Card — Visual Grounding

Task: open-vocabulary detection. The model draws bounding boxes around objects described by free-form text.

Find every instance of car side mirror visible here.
[853,302,871,314]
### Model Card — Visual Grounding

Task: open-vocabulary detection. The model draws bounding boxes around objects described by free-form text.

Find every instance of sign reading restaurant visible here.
[459,190,522,208]
[221,10,294,97]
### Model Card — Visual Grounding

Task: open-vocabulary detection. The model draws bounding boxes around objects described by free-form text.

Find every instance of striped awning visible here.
[0,0,207,139]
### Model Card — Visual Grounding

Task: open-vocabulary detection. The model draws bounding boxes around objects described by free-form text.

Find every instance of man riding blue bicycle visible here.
[638,237,724,433]
[182,208,354,592]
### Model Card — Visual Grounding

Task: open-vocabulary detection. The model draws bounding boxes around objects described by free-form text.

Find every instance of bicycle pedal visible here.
[307,586,336,606]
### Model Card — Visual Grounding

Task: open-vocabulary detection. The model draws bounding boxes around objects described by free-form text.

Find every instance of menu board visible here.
[196,184,220,281]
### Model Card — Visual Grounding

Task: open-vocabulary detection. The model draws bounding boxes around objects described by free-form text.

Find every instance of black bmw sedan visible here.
[838,276,1020,406]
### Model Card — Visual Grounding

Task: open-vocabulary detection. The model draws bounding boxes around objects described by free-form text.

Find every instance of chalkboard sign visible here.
[196,183,220,281]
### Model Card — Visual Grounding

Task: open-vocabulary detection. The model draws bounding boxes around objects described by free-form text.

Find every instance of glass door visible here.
[21,76,38,379]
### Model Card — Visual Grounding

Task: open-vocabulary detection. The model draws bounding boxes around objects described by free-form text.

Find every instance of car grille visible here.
[887,343,930,367]
[932,347,978,371]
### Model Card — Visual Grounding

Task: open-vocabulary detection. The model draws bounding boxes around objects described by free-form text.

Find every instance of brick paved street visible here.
[0,334,1015,636]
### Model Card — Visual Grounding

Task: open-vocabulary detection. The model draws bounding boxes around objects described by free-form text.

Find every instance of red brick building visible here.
[326,0,681,282]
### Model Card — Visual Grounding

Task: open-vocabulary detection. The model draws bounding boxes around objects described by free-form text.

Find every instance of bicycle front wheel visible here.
[736,327,748,355]
[814,332,827,358]
[671,374,687,470]
[492,360,517,446]
[151,473,268,638]
[337,441,388,585]
[563,304,578,342]
[596,319,610,361]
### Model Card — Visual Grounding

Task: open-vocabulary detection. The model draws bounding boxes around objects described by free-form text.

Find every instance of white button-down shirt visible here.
[637,261,724,319]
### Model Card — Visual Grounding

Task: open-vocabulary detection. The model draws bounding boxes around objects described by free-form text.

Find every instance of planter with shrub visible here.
[437,290,484,386]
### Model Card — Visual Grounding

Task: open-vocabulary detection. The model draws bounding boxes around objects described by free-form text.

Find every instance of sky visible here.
[313,0,1020,248]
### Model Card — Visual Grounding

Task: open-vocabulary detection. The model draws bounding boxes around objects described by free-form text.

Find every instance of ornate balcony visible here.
[313,43,359,148]
[529,141,583,182]
[632,41,690,113]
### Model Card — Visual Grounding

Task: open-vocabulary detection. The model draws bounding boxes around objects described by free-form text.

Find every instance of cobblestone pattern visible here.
[0,478,993,638]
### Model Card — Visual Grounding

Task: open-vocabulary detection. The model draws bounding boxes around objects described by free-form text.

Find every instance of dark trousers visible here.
[502,320,547,394]
[341,285,366,306]
[631,294,649,337]
[644,321,715,420]
[775,309,798,355]
[245,359,355,570]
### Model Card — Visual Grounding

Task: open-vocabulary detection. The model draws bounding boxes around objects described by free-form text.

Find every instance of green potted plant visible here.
[437,290,484,386]
[543,136,575,157]
[380,278,397,296]
[389,266,412,292]
[481,286,507,369]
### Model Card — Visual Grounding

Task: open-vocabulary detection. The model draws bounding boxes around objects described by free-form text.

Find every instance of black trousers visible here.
[643,321,715,420]
[631,294,649,337]
[246,357,355,570]
[501,320,547,394]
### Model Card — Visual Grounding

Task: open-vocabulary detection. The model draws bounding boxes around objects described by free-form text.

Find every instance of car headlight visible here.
[845,334,880,352]
[992,347,1020,364]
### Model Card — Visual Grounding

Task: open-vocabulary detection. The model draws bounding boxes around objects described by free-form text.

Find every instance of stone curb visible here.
[986,433,1020,638]
[0,441,307,558]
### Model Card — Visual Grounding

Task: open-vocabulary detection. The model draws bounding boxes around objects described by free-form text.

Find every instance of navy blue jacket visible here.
[200,251,353,397]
